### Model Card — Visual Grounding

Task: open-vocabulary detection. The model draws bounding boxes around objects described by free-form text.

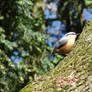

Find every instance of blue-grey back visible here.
[54,36,68,49]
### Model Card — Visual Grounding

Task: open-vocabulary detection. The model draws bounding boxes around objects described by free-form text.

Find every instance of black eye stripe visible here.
[67,33,76,36]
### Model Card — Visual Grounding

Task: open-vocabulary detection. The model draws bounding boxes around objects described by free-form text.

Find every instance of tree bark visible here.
[20,18,92,92]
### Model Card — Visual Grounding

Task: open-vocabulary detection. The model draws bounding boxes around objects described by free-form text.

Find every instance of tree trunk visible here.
[20,19,92,92]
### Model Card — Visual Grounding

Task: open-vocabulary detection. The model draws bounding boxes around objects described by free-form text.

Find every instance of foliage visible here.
[0,0,52,92]
[85,0,92,6]
[40,53,63,74]
[0,0,63,91]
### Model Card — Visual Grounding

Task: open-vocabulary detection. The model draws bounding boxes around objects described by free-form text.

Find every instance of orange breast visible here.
[56,36,75,54]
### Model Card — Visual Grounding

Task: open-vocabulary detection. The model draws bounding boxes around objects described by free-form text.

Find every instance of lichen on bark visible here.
[20,18,92,92]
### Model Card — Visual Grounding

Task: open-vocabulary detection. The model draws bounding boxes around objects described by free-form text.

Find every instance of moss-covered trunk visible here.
[20,19,92,92]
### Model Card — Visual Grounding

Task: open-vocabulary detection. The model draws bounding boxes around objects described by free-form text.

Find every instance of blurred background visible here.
[44,0,92,48]
[0,0,92,92]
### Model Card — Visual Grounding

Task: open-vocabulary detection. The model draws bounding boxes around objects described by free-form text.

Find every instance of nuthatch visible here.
[52,32,79,55]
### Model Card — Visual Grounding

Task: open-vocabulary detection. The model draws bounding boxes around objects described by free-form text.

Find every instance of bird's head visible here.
[65,32,79,40]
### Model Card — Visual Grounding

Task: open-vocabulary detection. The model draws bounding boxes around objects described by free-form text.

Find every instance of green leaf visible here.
[48,63,54,70]
[0,16,4,20]
[35,47,42,53]
[53,58,59,64]
[85,0,92,6]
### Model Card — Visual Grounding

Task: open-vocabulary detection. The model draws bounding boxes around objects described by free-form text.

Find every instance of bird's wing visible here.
[54,36,68,49]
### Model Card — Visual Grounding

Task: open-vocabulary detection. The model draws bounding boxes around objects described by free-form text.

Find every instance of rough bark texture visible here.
[20,19,92,92]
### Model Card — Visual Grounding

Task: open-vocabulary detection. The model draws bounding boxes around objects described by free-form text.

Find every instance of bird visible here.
[52,32,79,55]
